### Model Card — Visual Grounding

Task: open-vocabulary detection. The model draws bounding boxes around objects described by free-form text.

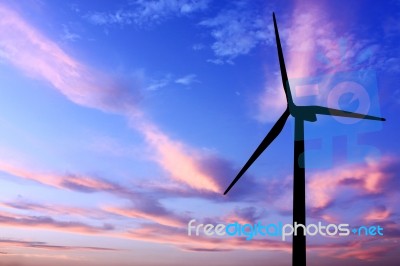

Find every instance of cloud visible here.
[122,222,291,252]
[206,58,225,65]
[145,75,171,91]
[0,4,142,116]
[363,206,391,222]
[61,24,80,42]
[0,158,195,228]
[307,156,397,211]
[103,202,189,227]
[315,240,398,261]
[192,43,205,51]
[124,220,396,260]
[175,74,198,85]
[0,158,135,197]
[84,1,273,63]
[223,206,263,225]
[145,73,199,90]
[0,200,109,220]
[141,151,290,203]
[60,174,124,193]
[85,0,209,27]
[0,239,120,252]
[0,210,114,235]
[0,156,214,229]
[199,3,273,61]
[133,120,221,193]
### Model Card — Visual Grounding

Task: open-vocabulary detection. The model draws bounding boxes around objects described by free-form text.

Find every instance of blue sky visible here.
[0,0,399,265]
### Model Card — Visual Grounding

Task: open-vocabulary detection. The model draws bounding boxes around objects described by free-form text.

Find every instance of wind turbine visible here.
[223,12,385,266]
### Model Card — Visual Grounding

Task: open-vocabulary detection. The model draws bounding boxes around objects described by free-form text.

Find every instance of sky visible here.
[0,0,399,265]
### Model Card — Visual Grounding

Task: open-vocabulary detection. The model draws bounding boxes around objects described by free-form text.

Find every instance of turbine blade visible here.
[273,12,294,106]
[224,108,290,195]
[312,106,385,121]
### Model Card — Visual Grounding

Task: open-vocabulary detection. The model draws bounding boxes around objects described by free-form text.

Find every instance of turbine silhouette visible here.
[224,12,385,266]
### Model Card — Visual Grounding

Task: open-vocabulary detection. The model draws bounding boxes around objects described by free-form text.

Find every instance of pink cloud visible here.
[121,222,396,260]
[0,239,120,252]
[0,158,128,194]
[122,223,291,252]
[0,209,113,235]
[363,207,391,223]
[316,241,398,261]
[0,200,109,220]
[134,120,221,193]
[307,156,395,210]
[0,4,140,115]
[0,156,216,230]
[102,193,193,228]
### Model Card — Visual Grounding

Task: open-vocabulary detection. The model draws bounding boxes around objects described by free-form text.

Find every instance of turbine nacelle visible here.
[289,104,385,122]
[290,105,317,122]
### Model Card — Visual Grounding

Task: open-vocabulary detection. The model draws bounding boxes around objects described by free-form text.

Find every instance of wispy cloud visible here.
[123,220,397,260]
[61,24,80,42]
[0,210,113,235]
[85,0,209,27]
[0,4,141,116]
[103,202,189,227]
[363,206,391,222]
[145,75,171,91]
[0,200,108,220]
[0,239,120,252]
[0,158,129,195]
[0,157,193,229]
[307,156,397,211]
[84,1,272,64]
[315,240,398,261]
[146,73,199,90]
[175,74,198,85]
[192,43,205,51]
[122,222,291,252]
[199,2,273,62]
[133,121,221,193]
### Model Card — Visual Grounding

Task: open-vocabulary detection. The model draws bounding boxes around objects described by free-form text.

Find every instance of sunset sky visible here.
[0,0,399,265]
